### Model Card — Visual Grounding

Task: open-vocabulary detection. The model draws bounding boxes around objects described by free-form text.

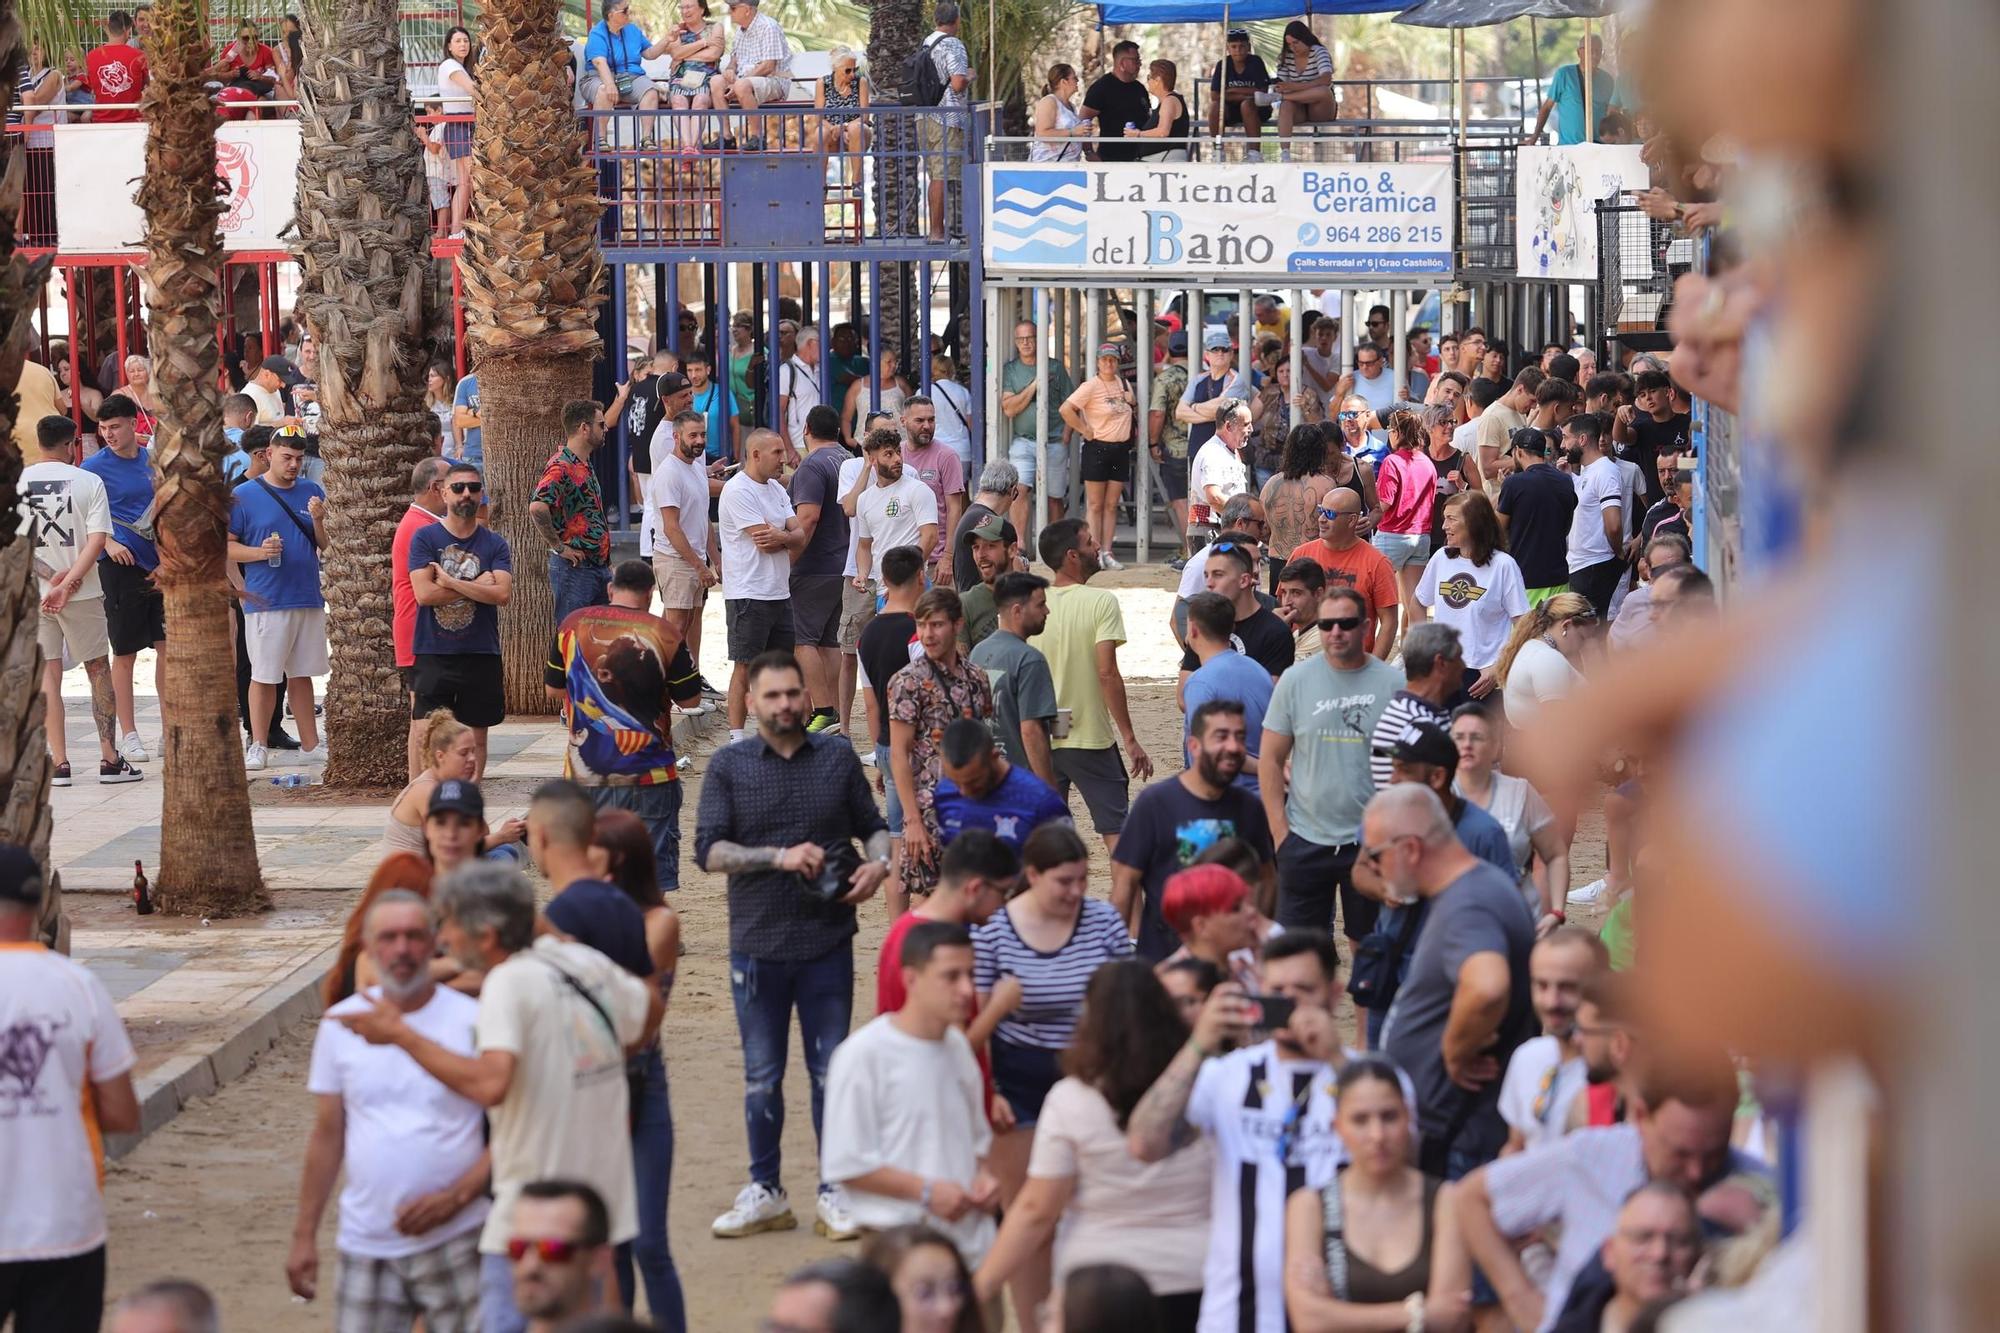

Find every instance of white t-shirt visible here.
[1302,346,1339,403]
[1565,456,1623,572]
[1188,438,1248,529]
[781,356,821,447]
[1614,458,1644,543]
[1029,1076,1212,1294]
[1416,548,1529,670]
[838,455,871,579]
[1187,1042,1417,1333]
[1459,771,1555,880]
[643,451,710,563]
[436,56,473,113]
[1503,637,1582,728]
[1177,540,1218,601]
[308,986,490,1259]
[717,470,796,601]
[475,937,651,1253]
[19,460,113,599]
[931,378,975,470]
[852,473,938,584]
[244,379,288,424]
[819,1016,995,1263]
[1496,1034,1588,1153]
[646,416,680,477]
[0,944,138,1261]
[1450,416,1481,463]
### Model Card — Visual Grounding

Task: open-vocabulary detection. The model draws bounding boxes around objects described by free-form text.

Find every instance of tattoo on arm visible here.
[83,657,117,751]
[1129,1044,1204,1156]
[703,841,785,873]
[529,506,560,544]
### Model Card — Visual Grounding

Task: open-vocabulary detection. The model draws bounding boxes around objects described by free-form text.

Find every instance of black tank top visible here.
[1145,95,1190,141]
[1323,1173,1441,1306]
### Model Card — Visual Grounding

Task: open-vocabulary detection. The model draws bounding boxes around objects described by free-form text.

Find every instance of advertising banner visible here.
[55,121,302,254]
[984,160,1454,283]
[1514,143,1646,281]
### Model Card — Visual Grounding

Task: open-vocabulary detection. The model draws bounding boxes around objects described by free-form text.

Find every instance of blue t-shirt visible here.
[229,477,326,610]
[408,521,513,657]
[934,765,1071,852]
[452,375,481,467]
[1548,63,1618,145]
[1182,649,1275,796]
[544,878,654,978]
[585,21,650,77]
[692,381,737,461]
[80,447,158,571]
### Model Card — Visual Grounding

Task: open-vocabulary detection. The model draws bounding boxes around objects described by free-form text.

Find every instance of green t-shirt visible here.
[958,582,999,650]
[1026,581,1125,752]
[1151,361,1190,458]
[1001,356,1075,442]
[1262,652,1404,845]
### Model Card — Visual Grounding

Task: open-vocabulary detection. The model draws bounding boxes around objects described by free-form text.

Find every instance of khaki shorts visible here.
[245,606,330,684]
[580,70,658,107]
[838,579,877,652]
[652,553,709,612]
[727,73,790,104]
[38,596,109,664]
[920,116,966,176]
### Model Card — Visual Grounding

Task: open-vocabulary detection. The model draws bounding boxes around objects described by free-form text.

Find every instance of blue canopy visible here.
[1393,0,1614,26]
[1097,0,1405,25]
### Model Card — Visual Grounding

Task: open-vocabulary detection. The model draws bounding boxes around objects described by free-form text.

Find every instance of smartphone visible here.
[1247,994,1296,1033]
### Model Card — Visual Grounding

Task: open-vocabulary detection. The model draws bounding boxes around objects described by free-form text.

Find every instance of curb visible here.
[105,942,338,1161]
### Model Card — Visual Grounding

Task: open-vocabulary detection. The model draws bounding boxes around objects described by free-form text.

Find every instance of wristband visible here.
[1403,1292,1425,1333]
[918,1178,934,1212]
[1186,1036,1210,1060]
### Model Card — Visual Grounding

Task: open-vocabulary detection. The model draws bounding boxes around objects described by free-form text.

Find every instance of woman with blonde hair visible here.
[1415,490,1525,700]
[1031,63,1085,162]
[1494,591,1595,727]
[382,710,524,856]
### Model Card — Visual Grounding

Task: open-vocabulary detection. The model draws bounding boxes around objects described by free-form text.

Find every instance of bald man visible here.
[1287,488,1400,658]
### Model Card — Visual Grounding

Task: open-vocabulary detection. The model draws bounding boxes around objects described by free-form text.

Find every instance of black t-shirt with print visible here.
[1179,604,1295,678]
[1626,412,1689,509]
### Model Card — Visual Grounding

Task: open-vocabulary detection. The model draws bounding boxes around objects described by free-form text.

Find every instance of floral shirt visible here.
[887,651,994,895]
[533,445,610,566]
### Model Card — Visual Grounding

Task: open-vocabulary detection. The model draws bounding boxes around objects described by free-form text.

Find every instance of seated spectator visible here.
[660,0,726,123]
[1207,28,1270,147]
[215,22,278,100]
[1283,1057,1473,1330]
[1272,22,1334,147]
[582,0,662,123]
[1547,1182,1703,1333]
[1030,63,1086,163]
[709,0,792,145]
[813,45,868,156]
[1128,59,1188,162]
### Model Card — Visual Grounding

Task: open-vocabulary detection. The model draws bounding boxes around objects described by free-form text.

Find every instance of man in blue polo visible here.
[931,718,1068,855]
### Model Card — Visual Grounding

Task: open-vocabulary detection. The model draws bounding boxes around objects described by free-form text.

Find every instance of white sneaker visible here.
[243,742,269,771]
[1567,877,1608,906]
[712,1182,797,1238]
[297,744,328,764]
[1099,554,1123,571]
[859,748,877,767]
[120,732,150,764]
[673,702,708,717]
[815,1186,860,1241]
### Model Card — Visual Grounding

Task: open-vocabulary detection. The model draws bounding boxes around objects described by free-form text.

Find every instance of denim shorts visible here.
[1371,530,1431,568]
[1009,436,1069,497]
[990,1036,1062,1126]
[873,742,903,835]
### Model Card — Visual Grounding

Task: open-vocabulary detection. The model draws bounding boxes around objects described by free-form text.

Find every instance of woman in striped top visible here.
[1273,21,1336,144]
[973,822,1133,1324]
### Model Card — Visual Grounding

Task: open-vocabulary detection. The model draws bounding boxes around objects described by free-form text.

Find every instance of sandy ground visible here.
[100,566,1607,1330]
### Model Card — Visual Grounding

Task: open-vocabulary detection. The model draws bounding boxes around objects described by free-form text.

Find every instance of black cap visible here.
[427,779,485,822]
[657,372,691,397]
[1509,426,1551,457]
[1227,26,1250,40]
[1376,722,1457,771]
[0,845,42,906]
[260,354,304,386]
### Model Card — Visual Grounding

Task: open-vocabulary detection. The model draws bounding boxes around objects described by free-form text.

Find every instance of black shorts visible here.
[1157,453,1190,501]
[789,574,844,649]
[725,597,794,662]
[1568,556,1626,620]
[399,663,415,693]
[1080,439,1132,485]
[990,1035,1063,1127]
[100,559,165,656]
[411,652,506,728]
[1218,95,1257,127]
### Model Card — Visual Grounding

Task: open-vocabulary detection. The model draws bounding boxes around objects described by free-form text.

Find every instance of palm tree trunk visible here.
[461,0,606,713]
[867,0,925,365]
[0,11,59,932]
[136,0,267,916]
[293,0,440,785]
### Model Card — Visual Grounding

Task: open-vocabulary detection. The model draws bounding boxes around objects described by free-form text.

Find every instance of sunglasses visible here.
[1316,507,1356,521]
[1318,614,1363,631]
[448,481,483,494]
[507,1237,582,1263]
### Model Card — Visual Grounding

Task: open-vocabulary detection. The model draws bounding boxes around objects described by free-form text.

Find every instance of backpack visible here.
[901,32,947,107]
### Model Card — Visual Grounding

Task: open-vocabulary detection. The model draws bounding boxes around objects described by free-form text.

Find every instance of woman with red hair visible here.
[1159,864,1262,991]
[322,853,435,1007]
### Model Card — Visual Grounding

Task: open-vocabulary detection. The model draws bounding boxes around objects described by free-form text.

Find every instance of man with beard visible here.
[931,719,1068,855]
[852,426,939,603]
[1273,557,1326,661]
[410,461,514,779]
[504,1181,619,1333]
[696,651,892,1243]
[1112,700,1274,961]
[899,396,965,584]
[336,864,655,1333]
[954,513,1016,650]
[1497,928,1608,1155]
[648,409,720,691]
[290,891,490,1330]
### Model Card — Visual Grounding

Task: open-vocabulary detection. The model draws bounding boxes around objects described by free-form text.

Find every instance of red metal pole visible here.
[113,265,129,377]
[260,261,275,349]
[64,270,82,439]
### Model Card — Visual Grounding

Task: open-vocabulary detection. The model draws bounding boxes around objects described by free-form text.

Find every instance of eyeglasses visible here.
[1356,358,1381,369]
[1357,838,1400,868]
[506,1237,582,1263]
[1317,614,1362,631]
[448,481,483,494]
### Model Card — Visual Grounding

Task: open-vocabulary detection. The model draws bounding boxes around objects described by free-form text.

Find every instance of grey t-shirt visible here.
[1381,859,1536,1159]
[1261,653,1403,846]
[968,630,1058,772]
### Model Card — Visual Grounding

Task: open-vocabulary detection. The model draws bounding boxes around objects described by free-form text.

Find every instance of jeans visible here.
[729,946,855,1189]
[591,782,685,890]
[872,742,904,835]
[616,1046,688,1332]
[548,554,611,626]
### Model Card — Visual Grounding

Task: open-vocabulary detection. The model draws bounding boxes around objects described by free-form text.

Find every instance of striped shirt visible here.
[972,898,1132,1049]
[1367,689,1450,791]
[722,13,790,78]
[1275,43,1332,84]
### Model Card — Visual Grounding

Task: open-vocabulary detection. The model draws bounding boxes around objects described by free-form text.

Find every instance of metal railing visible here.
[984,122,1510,167]
[1596,198,1689,354]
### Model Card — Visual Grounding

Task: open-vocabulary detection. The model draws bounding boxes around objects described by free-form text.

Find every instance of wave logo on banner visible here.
[989,169,1086,266]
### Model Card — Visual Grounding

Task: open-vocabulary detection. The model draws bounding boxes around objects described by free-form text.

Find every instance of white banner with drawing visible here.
[985,161,1454,283]
[54,121,301,254]
[1514,144,1647,281]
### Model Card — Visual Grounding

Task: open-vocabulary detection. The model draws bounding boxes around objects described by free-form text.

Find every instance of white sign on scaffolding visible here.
[1513,144,1647,282]
[53,120,302,255]
[984,161,1455,284]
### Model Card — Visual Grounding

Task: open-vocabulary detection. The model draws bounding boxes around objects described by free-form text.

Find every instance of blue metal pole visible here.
[611,262,630,530]
[967,106,986,468]
[868,261,882,416]
[766,260,781,445]
[919,260,932,400]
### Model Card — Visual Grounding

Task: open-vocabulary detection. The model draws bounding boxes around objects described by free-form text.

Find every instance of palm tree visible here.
[292,0,440,784]
[134,0,267,916]
[865,0,924,362]
[0,7,60,936]
[460,0,605,713]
